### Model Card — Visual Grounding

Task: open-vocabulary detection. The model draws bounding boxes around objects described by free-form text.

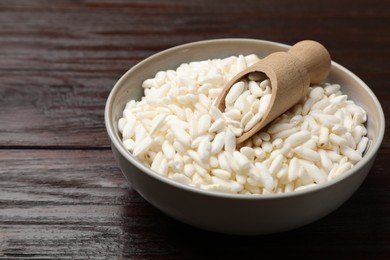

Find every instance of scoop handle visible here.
[288,40,331,85]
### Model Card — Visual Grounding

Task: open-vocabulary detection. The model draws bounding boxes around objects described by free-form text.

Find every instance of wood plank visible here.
[0,149,127,197]
[0,0,389,72]
[0,148,389,257]
[0,71,118,148]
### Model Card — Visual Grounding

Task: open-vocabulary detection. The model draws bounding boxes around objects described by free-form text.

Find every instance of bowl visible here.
[105,39,385,235]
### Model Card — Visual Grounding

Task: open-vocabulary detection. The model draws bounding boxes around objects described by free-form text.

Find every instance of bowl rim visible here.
[105,38,385,200]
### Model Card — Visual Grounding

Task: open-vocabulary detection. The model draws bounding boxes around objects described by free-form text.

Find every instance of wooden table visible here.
[1,0,389,258]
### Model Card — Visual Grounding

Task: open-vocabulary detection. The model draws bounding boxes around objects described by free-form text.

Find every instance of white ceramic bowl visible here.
[105,39,385,235]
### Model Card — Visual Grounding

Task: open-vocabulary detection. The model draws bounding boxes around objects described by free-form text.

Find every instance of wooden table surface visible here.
[1,0,389,258]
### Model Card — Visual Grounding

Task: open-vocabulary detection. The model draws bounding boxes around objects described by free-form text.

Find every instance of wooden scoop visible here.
[214,40,331,144]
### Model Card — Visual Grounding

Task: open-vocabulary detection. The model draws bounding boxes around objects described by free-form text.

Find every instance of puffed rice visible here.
[118,54,370,195]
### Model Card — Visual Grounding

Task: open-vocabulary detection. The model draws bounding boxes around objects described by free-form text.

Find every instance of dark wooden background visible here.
[1,0,389,258]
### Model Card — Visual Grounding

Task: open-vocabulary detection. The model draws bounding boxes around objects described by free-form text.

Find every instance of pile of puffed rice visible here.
[118,54,369,194]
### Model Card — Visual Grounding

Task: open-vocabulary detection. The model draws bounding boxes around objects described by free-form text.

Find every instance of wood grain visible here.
[0,71,116,147]
[0,0,389,258]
